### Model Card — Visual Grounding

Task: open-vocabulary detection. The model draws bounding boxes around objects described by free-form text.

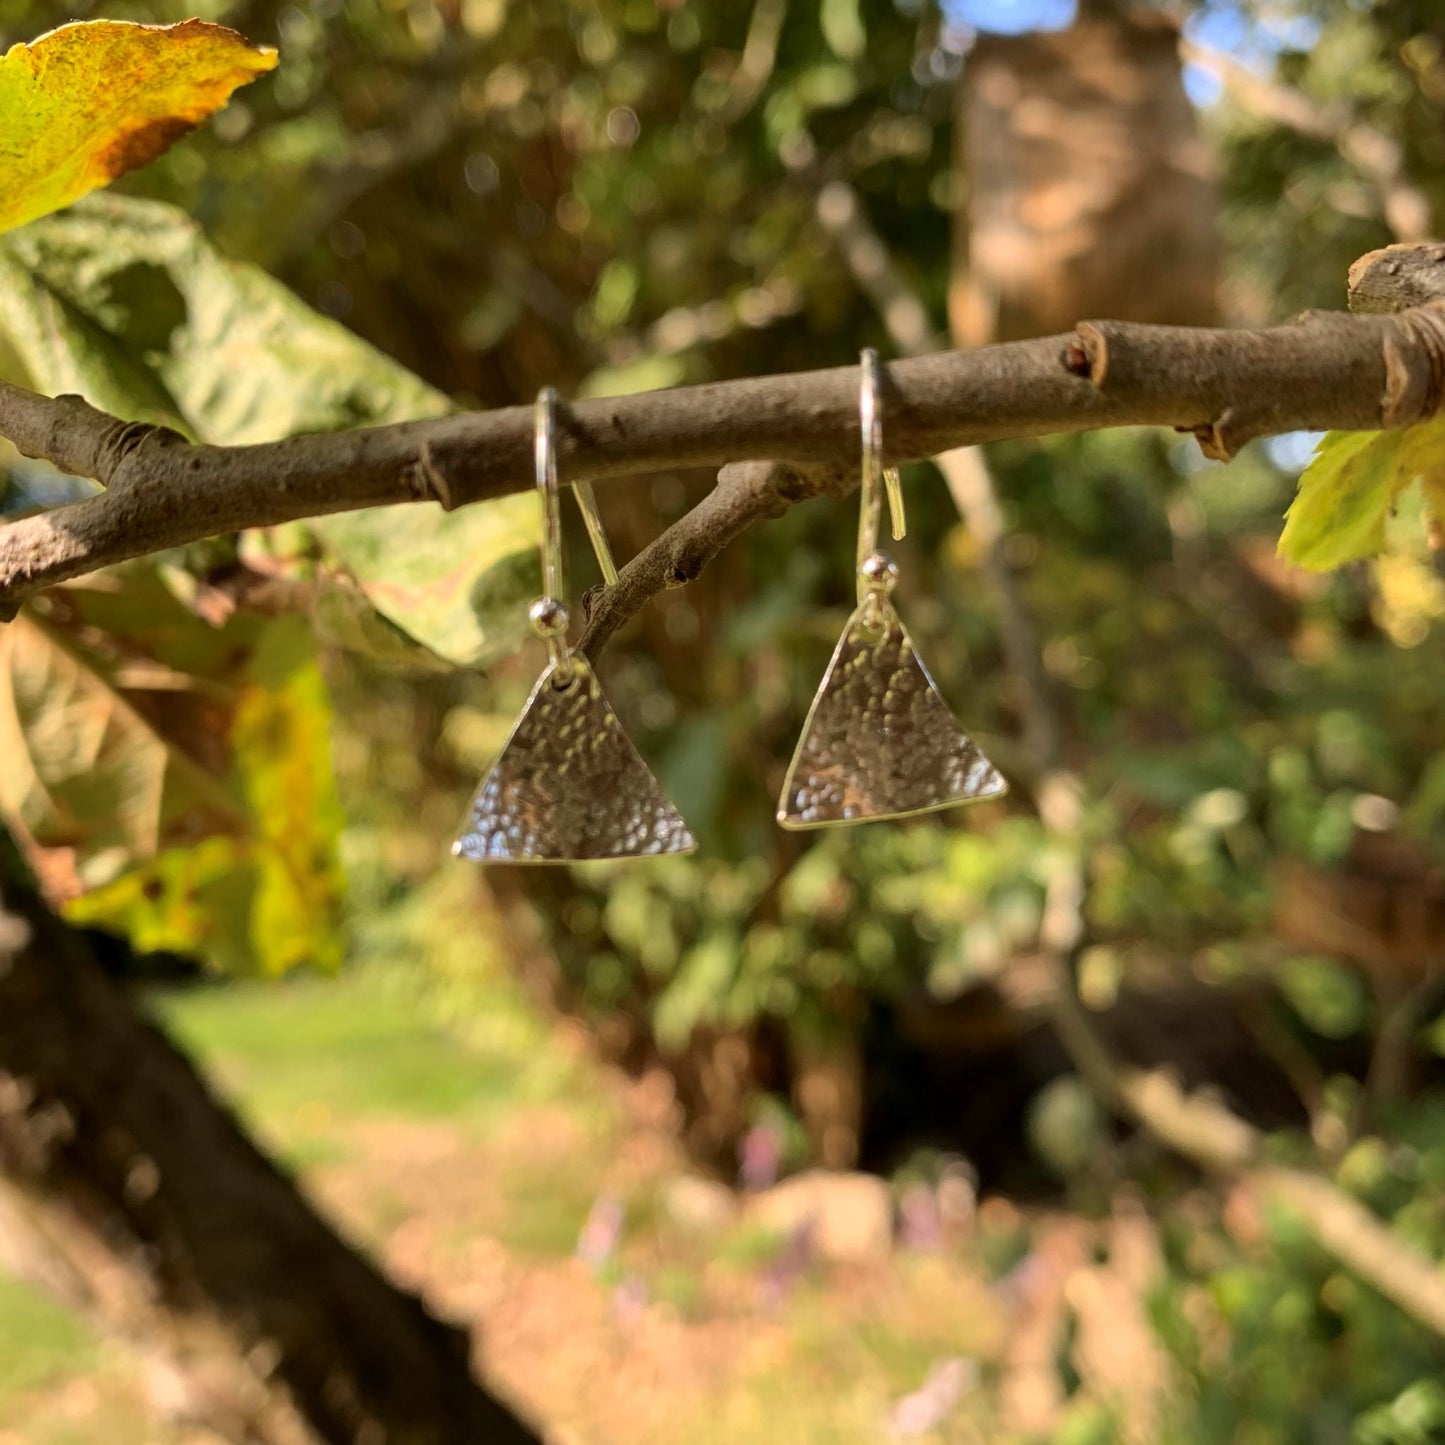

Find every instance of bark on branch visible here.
[1349,243,1445,313]
[3,262,1445,612]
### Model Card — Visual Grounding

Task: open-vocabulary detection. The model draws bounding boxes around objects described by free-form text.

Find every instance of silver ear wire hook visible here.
[531,388,620,680]
[536,387,619,585]
[857,348,906,610]
[572,480,619,586]
[531,387,575,680]
[535,387,566,607]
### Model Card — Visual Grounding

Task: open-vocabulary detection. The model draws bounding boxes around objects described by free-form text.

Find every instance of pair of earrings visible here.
[453,351,1006,865]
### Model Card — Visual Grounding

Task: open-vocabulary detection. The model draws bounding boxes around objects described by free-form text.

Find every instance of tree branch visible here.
[5,281,1445,611]
[1052,970,1445,1337]
[1349,243,1445,313]
[578,459,834,657]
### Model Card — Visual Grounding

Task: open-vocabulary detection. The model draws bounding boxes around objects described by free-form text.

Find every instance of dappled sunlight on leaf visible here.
[0,194,537,664]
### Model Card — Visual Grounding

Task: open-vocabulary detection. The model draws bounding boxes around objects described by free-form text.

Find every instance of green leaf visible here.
[0,20,275,236]
[1277,953,1369,1038]
[310,574,452,672]
[0,194,448,436]
[227,619,347,974]
[0,193,535,664]
[1279,416,1445,571]
[65,837,256,975]
[1355,1380,1445,1445]
[312,503,537,669]
[0,568,343,975]
[1279,430,1406,569]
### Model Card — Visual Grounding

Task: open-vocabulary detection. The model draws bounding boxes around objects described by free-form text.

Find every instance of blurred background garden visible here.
[2,0,1445,1441]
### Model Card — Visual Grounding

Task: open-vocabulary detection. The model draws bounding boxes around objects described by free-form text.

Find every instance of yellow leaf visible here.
[1279,414,1445,571]
[0,19,276,236]
[1393,417,1445,550]
[1278,429,1405,570]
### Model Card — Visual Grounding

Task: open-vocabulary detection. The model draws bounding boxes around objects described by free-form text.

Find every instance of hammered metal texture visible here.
[455,658,696,863]
[777,597,1007,829]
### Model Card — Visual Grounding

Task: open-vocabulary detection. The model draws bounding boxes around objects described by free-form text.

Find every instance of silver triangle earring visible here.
[454,388,697,863]
[776,349,1008,829]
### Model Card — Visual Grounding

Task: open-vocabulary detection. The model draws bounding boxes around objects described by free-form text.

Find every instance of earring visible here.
[454,388,697,863]
[776,349,1007,829]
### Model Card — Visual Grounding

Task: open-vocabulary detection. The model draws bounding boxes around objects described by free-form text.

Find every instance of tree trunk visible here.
[0,842,542,1445]
[953,9,1219,346]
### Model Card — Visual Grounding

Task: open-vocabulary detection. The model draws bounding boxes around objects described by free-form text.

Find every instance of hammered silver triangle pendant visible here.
[776,596,1007,830]
[454,658,697,863]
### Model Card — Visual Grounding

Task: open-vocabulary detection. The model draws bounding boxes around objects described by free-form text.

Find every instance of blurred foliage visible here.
[1153,1091,1445,1444]
[547,816,1050,1051]
[1196,0,1443,319]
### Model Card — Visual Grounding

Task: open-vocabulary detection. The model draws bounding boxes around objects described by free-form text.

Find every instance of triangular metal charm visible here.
[777,596,1007,829]
[454,657,696,863]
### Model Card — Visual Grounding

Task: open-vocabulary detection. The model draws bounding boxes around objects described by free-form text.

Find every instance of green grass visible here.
[0,1273,98,1415]
[146,868,590,1154]
[151,973,524,1127]
[146,960,619,1253]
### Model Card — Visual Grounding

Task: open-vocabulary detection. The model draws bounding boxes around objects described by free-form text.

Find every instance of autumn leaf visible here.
[1278,415,1445,570]
[0,567,344,975]
[0,19,276,236]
